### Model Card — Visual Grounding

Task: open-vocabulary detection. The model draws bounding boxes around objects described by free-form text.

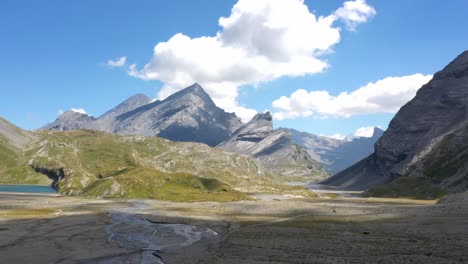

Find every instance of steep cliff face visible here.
[324,51,468,196]
[219,112,326,182]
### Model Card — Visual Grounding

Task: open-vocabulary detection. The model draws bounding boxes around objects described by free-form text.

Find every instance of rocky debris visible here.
[42,110,96,131]
[218,112,326,181]
[324,50,468,193]
[287,127,384,174]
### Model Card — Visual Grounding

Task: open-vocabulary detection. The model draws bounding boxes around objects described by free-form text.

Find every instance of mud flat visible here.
[0,192,467,263]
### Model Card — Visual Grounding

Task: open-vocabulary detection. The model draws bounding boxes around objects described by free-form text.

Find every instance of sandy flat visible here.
[0,193,467,264]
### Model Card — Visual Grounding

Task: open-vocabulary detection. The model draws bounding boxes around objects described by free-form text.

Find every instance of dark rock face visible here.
[324,51,468,191]
[42,111,96,131]
[218,112,326,181]
[288,128,384,175]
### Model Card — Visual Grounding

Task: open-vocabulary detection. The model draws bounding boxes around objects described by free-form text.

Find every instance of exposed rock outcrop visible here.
[324,51,468,194]
[42,110,96,131]
[288,128,384,175]
[218,112,326,181]
[99,83,242,146]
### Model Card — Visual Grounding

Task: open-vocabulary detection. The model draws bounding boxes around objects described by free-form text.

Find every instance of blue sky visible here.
[1,0,467,138]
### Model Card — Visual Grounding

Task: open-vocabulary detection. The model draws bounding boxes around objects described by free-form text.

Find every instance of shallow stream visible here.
[104,201,218,264]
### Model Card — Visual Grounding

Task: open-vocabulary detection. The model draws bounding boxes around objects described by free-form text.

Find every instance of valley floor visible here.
[0,192,467,264]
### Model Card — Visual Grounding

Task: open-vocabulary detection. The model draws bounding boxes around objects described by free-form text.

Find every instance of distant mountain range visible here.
[219,112,326,182]
[286,127,384,175]
[44,84,242,147]
[5,51,468,200]
[324,50,468,198]
[42,83,327,181]
[42,83,384,180]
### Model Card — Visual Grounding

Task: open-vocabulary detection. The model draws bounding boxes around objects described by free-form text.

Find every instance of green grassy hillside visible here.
[23,130,311,200]
[1,115,315,201]
[0,118,51,185]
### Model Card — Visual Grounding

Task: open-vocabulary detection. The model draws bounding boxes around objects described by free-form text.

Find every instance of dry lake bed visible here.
[0,191,467,264]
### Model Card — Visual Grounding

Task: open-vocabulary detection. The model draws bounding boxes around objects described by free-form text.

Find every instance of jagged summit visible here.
[251,111,272,122]
[218,111,326,181]
[48,83,239,146]
[104,83,242,146]
[43,110,96,131]
[227,111,273,141]
[163,83,215,108]
[373,127,385,136]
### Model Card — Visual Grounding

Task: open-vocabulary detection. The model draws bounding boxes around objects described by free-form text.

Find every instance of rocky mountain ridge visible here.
[218,112,327,182]
[44,84,243,147]
[287,127,384,175]
[43,84,326,181]
[324,50,468,197]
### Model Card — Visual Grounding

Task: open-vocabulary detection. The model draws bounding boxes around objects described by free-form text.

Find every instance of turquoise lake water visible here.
[0,185,56,193]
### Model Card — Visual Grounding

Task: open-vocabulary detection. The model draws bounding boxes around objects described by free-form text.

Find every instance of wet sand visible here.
[0,192,467,263]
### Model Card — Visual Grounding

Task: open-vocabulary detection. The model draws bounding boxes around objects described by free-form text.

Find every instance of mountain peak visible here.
[433,50,468,80]
[372,127,385,138]
[128,93,152,102]
[164,83,214,106]
[250,111,272,123]
[180,83,207,95]
[43,110,96,131]
[97,94,153,120]
[62,109,88,116]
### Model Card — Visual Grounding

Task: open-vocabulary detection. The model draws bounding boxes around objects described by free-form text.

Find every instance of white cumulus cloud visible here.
[325,126,380,141]
[351,126,376,138]
[71,108,88,115]
[332,0,376,30]
[326,133,346,140]
[58,108,89,116]
[128,0,376,122]
[107,56,127,68]
[272,74,433,120]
